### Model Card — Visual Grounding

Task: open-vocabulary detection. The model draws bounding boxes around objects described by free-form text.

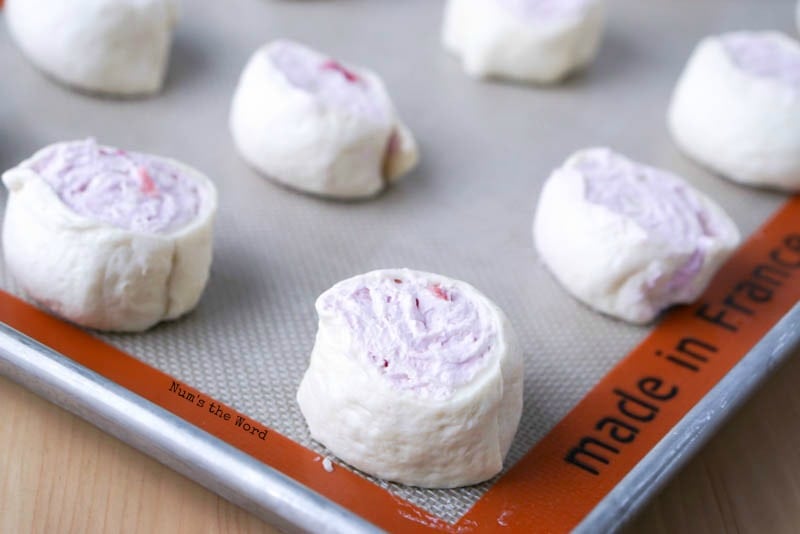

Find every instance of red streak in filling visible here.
[430,285,449,301]
[138,167,158,196]
[321,60,361,83]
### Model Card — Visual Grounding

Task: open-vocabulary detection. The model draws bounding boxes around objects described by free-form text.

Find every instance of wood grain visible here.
[629,349,800,534]
[0,375,274,534]
[2,351,800,533]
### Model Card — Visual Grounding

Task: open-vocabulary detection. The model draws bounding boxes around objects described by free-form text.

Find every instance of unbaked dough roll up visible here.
[229,40,418,199]
[2,139,217,332]
[533,148,740,324]
[442,0,605,83]
[668,31,800,191]
[5,0,177,96]
[297,269,523,488]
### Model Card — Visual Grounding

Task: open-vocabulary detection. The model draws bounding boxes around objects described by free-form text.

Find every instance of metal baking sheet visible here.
[1,0,799,531]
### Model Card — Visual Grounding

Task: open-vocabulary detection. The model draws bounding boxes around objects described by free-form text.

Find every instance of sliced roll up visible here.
[297,268,523,488]
[2,139,217,331]
[533,148,740,324]
[230,40,418,199]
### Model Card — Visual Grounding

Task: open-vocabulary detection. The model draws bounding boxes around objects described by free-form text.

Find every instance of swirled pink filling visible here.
[722,33,800,90]
[29,139,200,234]
[576,149,720,296]
[495,0,593,19]
[268,40,388,120]
[319,274,496,400]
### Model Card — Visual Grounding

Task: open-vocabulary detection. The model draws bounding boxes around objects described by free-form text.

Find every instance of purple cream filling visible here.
[577,149,719,296]
[29,139,200,234]
[495,0,592,19]
[319,274,496,400]
[268,41,388,120]
[722,33,800,90]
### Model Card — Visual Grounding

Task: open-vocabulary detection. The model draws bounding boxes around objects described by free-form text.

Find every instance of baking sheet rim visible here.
[1,303,798,533]
[0,321,377,534]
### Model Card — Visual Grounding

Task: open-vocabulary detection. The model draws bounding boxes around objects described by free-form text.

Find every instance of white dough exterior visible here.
[229,41,418,199]
[5,0,177,96]
[533,149,741,324]
[297,269,523,488]
[668,32,800,191]
[441,0,605,83]
[2,145,217,332]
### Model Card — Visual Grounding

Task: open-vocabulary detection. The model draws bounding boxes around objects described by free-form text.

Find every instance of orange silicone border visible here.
[2,196,799,532]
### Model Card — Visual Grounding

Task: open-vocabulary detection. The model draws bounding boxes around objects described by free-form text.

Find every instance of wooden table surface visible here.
[2,349,800,533]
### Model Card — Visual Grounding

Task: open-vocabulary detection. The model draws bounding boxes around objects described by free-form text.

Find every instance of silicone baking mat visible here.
[1,1,799,532]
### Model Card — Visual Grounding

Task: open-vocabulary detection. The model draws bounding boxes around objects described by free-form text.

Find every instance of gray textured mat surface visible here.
[0,0,795,523]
